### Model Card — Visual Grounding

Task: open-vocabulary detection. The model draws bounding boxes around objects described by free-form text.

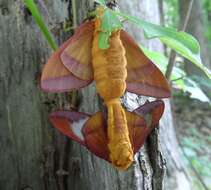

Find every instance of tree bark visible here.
[0,0,188,189]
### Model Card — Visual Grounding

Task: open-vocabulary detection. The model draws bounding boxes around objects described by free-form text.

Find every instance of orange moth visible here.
[41,7,170,170]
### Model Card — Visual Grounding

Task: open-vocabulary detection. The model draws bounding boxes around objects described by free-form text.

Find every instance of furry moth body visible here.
[92,18,133,169]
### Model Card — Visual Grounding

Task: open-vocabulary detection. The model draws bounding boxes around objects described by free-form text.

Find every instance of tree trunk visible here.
[0,0,189,189]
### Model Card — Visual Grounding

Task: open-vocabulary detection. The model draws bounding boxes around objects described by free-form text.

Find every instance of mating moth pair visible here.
[41,7,170,170]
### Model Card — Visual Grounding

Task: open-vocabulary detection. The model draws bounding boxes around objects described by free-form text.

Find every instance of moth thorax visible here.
[96,79,126,101]
[92,29,127,101]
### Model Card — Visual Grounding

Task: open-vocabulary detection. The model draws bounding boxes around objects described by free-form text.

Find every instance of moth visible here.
[41,7,171,170]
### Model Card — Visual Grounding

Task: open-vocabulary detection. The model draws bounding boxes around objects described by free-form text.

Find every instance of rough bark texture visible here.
[0,0,186,189]
[0,0,70,189]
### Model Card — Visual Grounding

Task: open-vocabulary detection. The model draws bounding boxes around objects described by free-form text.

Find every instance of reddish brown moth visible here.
[41,7,170,170]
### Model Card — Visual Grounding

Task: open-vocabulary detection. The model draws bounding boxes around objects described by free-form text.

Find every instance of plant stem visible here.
[165,51,177,80]
[158,0,165,27]
[180,0,194,31]
[165,0,194,81]
[158,0,168,56]
[72,0,77,29]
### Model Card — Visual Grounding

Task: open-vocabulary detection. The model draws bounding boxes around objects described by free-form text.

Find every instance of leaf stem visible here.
[72,0,77,29]
[170,76,186,82]
[165,0,194,80]
[165,51,177,80]
[158,0,168,56]
[24,0,58,50]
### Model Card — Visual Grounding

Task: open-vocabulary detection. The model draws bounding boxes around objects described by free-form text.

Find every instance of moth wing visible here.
[125,111,147,154]
[82,112,110,161]
[41,37,92,92]
[126,100,165,153]
[49,111,90,145]
[120,30,171,98]
[49,111,110,161]
[61,21,95,81]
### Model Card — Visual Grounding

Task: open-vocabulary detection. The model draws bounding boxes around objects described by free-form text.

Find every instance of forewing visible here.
[61,21,95,80]
[120,30,171,98]
[82,112,110,161]
[41,37,92,92]
[126,100,165,153]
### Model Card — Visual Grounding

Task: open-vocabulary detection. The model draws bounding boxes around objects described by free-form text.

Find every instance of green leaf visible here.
[190,75,211,89]
[99,32,110,49]
[114,11,199,52]
[113,10,210,78]
[95,0,106,6]
[98,9,122,49]
[139,47,210,102]
[24,0,57,50]
[160,37,210,78]
[139,45,168,72]
[101,9,122,32]
[183,77,210,102]
[139,46,185,80]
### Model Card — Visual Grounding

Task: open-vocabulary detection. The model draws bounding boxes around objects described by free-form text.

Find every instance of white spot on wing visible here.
[70,117,89,140]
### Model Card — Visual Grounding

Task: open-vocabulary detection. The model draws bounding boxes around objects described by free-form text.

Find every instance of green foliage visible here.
[95,0,106,6]
[117,12,198,53]
[161,0,211,100]
[190,76,211,89]
[98,8,122,49]
[140,46,210,102]
[113,11,210,78]
[203,0,211,48]
[24,0,57,50]
[140,46,168,72]
[182,78,210,102]
[163,0,179,28]
[160,36,205,75]
[95,4,209,77]
[27,0,210,87]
